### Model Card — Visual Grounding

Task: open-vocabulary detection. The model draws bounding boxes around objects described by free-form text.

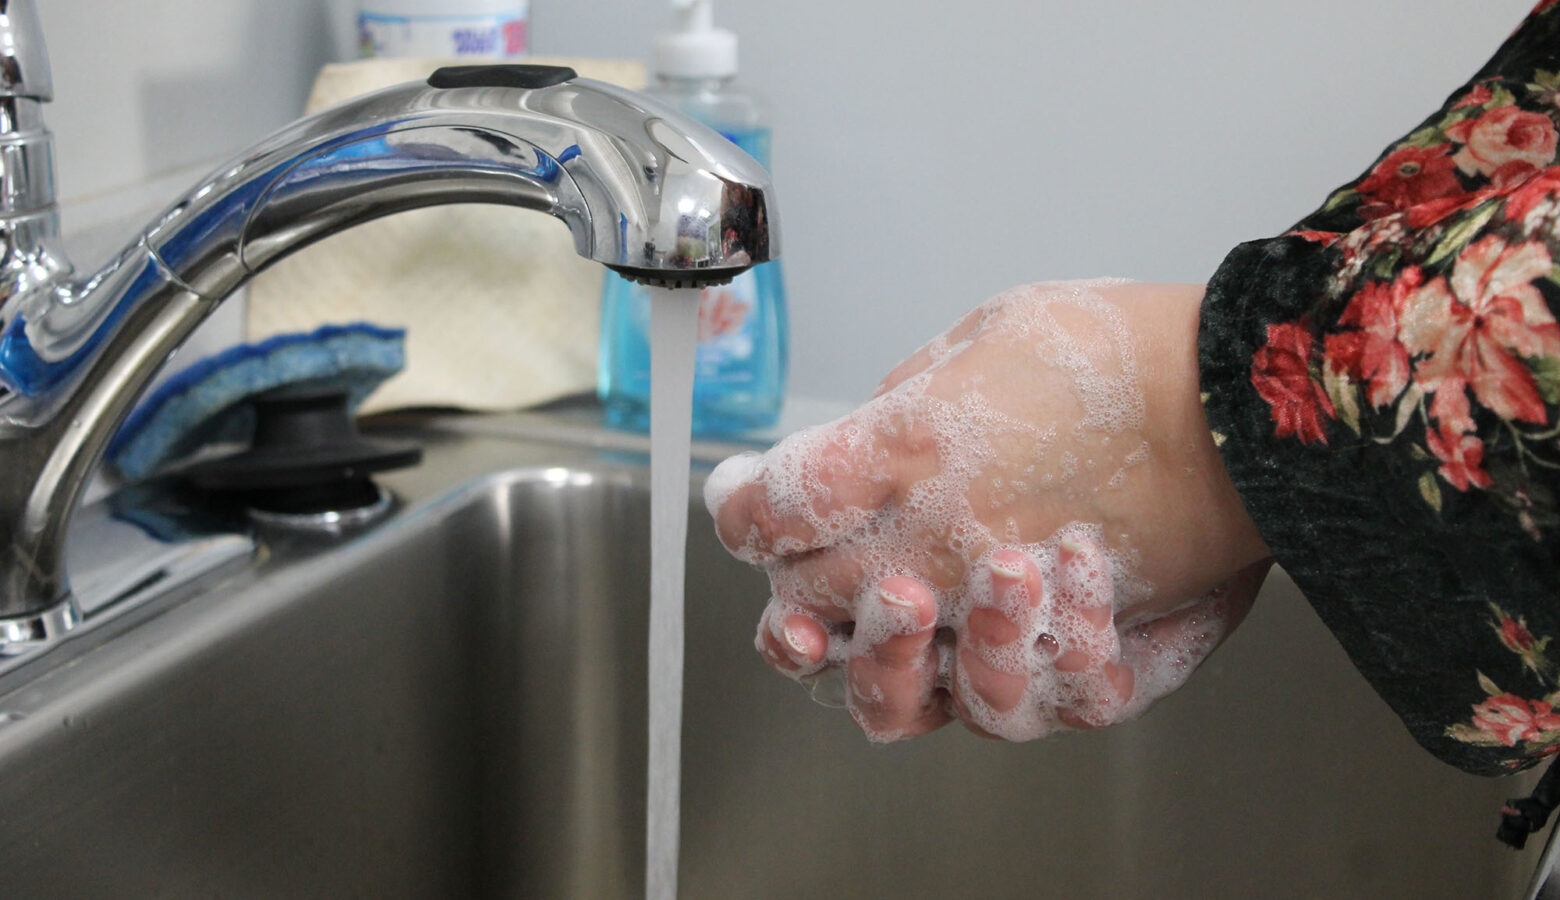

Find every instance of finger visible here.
[846,577,950,740]
[872,346,940,399]
[765,547,867,623]
[1090,596,1225,728]
[710,421,896,563]
[1114,559,1272,704]
[1119,559,1270,663]
[956,637,1029,717]
[1049,537,1118,672]
[755,602,830,676]
[1049,536,1133,729]
[949,688,1006,740]
[1055,659,1137,731]
[872,303,988,397]
[956,549,1044,715]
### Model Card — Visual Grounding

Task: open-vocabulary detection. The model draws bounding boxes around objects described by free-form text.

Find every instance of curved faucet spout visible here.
[0,61,779,635]
[146,68,777,299]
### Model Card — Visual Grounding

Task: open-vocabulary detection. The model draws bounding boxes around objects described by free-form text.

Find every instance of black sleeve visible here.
[1199,0,1560,776]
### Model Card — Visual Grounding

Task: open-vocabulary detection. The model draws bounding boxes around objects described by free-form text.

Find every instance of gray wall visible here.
[41,0,1535,403]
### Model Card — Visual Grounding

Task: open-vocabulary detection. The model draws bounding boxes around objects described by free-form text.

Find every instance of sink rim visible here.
[0,409,722,707]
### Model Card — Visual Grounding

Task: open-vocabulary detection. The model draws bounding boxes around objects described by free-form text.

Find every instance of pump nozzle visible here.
[671,0,712,30]
[656,0,737,80]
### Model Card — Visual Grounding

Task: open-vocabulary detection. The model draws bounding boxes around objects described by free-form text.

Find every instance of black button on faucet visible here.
[427,65,578,90]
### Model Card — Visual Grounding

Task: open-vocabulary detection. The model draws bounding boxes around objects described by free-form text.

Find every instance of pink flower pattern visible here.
[1324,274,1416,408]
[1251,320,1334,445]
[1454,83,1495,110]
[1220,0,1560,775]
[1503,164,1560,223]
[1445,106,1558,178]
[1252,72,1560,507]
[1445,608,1560,756]
[1355,144,1465,221]
[697,288,750,341]
[1470,693,1560,746]
[1425,423,1494,490]
[1401,235,1560,431]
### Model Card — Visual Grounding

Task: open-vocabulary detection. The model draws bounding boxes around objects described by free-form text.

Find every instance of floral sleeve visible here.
[1199,0,1560,776]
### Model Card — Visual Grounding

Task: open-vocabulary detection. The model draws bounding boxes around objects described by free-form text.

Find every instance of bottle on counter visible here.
[598,0,788,436]
[358,0,529,59]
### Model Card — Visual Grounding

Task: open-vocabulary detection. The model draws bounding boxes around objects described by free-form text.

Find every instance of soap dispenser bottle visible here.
[598,0,788,436]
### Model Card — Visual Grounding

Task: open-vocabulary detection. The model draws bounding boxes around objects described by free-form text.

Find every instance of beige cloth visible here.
[245,57,646,413]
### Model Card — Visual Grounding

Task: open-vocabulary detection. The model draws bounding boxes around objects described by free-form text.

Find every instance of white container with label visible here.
[359,0,530,59]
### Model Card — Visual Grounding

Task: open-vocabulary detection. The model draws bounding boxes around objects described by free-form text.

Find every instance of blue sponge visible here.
[107,322,406,482]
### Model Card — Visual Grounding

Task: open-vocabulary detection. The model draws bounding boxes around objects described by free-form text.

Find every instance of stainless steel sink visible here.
[0,408,1542,898]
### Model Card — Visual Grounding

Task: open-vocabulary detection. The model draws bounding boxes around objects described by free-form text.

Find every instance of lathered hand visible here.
[706,280,1271,740]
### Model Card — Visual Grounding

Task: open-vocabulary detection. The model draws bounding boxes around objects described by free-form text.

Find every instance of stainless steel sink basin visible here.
[0,408,1543,898]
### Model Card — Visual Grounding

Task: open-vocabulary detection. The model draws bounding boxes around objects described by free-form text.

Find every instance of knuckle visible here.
[746,494,808,555]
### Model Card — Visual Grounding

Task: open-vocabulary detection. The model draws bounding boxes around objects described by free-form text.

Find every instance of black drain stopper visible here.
[183,386,421,516]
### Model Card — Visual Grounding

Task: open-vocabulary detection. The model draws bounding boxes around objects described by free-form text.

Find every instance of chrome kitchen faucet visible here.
[0,0,777,648]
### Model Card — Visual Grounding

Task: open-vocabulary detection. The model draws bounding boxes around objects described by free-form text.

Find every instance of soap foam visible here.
[703,451,761,521]
[713,280,1234,743]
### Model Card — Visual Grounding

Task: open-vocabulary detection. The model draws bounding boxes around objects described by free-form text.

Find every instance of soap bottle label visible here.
[694,271,759,385]
[359,5,530,59]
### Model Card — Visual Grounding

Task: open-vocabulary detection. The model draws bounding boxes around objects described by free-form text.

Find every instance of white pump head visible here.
[655,0,738,80]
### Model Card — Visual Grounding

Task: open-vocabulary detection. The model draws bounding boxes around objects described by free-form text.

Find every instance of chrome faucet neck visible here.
[0,0,53,103]
[0,0,70,335]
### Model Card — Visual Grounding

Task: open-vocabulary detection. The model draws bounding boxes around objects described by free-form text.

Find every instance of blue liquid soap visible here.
[599,87,788,436]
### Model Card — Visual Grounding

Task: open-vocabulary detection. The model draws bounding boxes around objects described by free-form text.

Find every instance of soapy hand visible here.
[705,280,1273,740]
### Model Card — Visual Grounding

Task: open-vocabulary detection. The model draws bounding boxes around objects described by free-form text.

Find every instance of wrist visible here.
[1118,282,1272,595]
